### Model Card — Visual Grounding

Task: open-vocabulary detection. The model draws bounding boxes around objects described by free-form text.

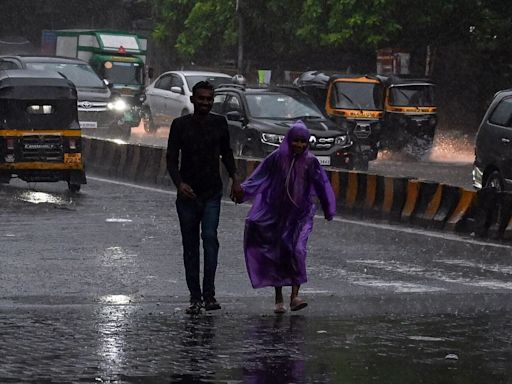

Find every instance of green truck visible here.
[41,29,149,129]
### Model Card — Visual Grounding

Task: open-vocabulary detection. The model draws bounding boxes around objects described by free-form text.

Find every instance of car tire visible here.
[484,170,504,191]
[142,108,157,133]
[352,157,369,171]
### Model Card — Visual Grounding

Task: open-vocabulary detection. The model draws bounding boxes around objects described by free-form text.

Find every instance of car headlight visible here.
[107,99,128,111]
[261,133,284,146]
[335,134,349,146]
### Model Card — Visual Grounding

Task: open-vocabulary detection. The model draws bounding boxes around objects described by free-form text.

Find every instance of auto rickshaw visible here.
[379,75,437,158]
[0,69,86,192]
[295,71,384,170]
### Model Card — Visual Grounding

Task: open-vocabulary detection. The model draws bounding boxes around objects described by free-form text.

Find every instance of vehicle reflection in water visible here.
[170,316,218,383]
[97,294,134,376]
[243,315,306,384]
[16,190,68,205]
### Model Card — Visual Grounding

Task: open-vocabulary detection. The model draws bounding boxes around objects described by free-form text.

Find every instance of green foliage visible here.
[148,0,512,71]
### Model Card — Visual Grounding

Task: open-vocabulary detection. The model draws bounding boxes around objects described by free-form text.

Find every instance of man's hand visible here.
[178,182,196,199]
[230,181,243,204]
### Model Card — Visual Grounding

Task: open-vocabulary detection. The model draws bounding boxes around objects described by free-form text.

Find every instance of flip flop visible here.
[274,302,287,314]
[290,297,308,311]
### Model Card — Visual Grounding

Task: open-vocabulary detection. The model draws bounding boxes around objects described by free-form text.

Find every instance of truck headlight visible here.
[261,133,284,146]
[335,135,349,145]
[108,99,128,111]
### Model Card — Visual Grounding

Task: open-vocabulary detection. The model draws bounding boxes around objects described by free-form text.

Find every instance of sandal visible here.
[290,297,308,312]
[274,302,287,314]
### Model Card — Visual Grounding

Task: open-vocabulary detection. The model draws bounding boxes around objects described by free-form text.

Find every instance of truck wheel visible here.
[118,124,132,141]
[142,108,157,133]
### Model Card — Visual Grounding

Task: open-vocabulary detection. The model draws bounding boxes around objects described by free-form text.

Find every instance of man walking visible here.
[166,81,242,315]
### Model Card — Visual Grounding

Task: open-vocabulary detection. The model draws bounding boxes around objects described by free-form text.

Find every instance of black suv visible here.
[473,89,512,190]
[212,84,353,169]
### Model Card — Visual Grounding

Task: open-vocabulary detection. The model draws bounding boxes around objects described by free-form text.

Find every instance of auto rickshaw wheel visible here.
[68,182,81,193]
[403,134,434,161]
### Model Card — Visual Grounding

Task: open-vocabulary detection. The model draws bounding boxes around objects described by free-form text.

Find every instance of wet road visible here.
[1,175,512,382]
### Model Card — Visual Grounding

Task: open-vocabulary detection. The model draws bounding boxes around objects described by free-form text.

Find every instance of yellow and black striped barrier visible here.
[83,138,512,242]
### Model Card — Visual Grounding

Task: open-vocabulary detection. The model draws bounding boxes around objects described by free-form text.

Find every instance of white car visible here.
[141,70,232,132]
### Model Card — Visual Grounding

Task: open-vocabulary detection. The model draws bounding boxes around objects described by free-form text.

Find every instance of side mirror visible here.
[226,110,243,122]
[103,79,113,89]
[170,86,183,94]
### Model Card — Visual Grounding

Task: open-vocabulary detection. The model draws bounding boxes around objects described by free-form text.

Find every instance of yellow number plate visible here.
[64,153,82,163]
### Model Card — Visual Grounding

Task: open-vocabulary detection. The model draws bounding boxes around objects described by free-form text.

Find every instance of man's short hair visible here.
[192,80,214,96]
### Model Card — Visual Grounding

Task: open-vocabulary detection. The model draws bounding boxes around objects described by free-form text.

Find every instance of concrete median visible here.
[82,137,511,242]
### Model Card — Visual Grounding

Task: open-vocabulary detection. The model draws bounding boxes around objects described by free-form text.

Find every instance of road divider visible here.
[82,138,509,242]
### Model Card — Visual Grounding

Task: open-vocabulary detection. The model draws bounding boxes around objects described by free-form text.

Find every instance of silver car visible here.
[141,70,232,132]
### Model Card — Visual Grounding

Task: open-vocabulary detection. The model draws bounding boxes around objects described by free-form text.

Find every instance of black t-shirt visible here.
[166,113,237,199]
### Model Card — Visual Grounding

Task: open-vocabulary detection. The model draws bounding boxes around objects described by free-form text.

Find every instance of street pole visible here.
[236,0,244,73]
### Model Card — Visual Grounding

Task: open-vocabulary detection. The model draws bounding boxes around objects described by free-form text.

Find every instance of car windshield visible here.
[389,84,435,107]
[246,92,325,119]
[332,81,384,110]
[25,62,105,88]
[185,75,231,90]
[103,61,143,85]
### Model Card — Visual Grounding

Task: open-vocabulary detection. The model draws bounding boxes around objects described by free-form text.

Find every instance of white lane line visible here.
[349,259,512,290]
[330,217,512,249]
[435,259,512,275]
[309,265,444,293]
[88,176,512,250]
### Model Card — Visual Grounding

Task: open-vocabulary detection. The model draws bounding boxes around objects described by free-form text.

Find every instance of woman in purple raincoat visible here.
[239,120,336,313]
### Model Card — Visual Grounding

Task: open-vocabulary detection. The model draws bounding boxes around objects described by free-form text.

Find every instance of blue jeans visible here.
[176,191,222,302]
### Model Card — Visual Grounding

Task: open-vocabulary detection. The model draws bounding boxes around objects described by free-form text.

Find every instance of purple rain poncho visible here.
[241,121,336,289]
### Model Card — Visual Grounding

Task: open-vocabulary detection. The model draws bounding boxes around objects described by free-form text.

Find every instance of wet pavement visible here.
[2,176,512,383]
[1,299,511,383]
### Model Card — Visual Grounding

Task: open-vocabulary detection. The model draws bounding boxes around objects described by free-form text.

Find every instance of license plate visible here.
[316,156,331,166]
[80,121,97,129]
[64,153,81,163]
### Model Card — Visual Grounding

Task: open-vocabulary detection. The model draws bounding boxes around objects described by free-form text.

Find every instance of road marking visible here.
[330,217,512,249]
[435,259,512,275]
[309,265,444,293]
[349,259,512,290]
[89,176,512,250]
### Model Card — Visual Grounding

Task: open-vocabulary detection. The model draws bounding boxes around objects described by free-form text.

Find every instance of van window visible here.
[489,97,512,127]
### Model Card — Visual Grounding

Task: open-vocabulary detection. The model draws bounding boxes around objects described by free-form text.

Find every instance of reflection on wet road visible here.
[0,306,510,383]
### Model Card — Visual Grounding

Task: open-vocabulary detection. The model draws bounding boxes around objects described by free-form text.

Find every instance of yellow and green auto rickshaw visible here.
[0,69,86,192]
[379,75,437,158]
[295,71,384,170]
